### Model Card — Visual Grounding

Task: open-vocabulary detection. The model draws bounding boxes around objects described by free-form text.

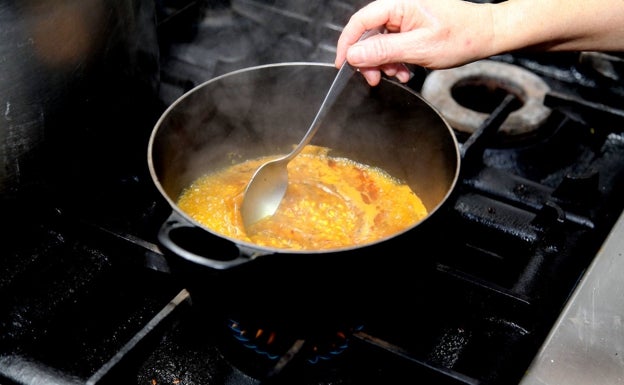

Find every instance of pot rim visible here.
[147,61,461,257]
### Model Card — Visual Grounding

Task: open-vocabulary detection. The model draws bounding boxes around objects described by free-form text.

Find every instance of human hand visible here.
[335,0,495,86]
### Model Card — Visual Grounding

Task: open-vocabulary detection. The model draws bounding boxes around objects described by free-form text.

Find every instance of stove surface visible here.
[2,1,624,385]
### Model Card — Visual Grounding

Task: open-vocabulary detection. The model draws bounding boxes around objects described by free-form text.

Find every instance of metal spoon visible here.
[241,29,380,230]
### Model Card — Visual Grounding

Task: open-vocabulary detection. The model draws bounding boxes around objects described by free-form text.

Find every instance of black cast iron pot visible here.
[148,62,460,269]
[148,62,461,355]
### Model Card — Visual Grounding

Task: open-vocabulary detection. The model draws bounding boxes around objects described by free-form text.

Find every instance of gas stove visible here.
[1,1,624,385]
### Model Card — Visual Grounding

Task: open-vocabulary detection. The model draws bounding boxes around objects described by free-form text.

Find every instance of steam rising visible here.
[151,64,459,214]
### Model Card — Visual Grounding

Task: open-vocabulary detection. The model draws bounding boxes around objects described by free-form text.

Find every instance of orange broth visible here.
[176,145,428,250]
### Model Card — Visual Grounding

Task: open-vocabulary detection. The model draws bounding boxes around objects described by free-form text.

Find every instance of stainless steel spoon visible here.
[240,29,380,230]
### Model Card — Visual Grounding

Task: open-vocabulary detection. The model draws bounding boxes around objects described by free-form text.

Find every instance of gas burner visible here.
[422,60,552,136]
[226,319,363,365]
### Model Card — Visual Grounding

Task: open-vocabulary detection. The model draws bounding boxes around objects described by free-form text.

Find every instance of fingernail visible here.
[347,45,365,64]
[396,71,411,83]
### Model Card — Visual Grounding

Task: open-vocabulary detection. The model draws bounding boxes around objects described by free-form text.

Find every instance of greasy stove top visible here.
[2,1,624,384]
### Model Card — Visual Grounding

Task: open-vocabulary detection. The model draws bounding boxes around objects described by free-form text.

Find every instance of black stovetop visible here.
[2,1,624,384]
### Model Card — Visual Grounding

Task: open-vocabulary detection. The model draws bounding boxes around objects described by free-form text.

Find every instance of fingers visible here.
[335,1,414,85]
[335,1,392,67]
[381,63,412,83]
[357,63,412,86]
[358,67,382,86]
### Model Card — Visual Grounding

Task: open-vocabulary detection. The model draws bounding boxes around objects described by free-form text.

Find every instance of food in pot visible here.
[176,145,428,250]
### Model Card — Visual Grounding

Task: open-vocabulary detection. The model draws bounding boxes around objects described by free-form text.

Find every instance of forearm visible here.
[334,0,624,86]
[491,0,624,54]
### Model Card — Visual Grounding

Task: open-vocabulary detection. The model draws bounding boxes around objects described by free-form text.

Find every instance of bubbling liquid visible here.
[176,146,428,250]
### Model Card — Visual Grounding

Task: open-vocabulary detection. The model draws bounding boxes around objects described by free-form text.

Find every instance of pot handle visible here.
[158,211,257,270]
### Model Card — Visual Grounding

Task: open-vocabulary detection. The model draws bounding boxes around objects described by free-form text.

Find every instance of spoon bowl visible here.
[240,30,380,229]
[240,60,354,229]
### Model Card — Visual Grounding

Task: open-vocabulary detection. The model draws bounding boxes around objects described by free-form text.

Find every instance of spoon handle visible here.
[284,28,382,161]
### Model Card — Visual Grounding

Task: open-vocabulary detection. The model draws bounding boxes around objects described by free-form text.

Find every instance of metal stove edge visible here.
[520,209,624,385]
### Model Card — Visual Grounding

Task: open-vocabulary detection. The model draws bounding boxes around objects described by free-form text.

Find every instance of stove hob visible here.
[2,1,624,384]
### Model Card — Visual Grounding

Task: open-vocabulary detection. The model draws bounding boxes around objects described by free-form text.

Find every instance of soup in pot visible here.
[176,145,428,250]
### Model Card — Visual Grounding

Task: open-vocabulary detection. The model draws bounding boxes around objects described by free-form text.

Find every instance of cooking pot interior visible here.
[149,63,459,216]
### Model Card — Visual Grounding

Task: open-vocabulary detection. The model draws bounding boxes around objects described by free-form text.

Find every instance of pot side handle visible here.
[158,211,253,270]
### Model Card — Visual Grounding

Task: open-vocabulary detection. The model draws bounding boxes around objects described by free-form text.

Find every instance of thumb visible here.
[346,35,400,67]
